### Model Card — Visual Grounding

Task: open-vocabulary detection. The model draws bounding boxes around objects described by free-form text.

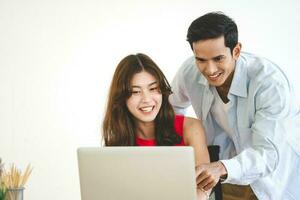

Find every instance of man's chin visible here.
[207,81,224,87]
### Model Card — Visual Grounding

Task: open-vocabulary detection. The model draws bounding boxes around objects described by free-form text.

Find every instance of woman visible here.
[102,53,210,200]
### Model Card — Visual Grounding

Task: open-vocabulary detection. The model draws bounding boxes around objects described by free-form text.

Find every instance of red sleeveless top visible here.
[136,115,185,146]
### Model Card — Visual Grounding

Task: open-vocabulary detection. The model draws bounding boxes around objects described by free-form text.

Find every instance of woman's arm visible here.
[183,117,210,165]
[183,117,211,200]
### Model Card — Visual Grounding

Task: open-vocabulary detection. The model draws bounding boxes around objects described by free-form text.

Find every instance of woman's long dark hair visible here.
[102,53,181,146]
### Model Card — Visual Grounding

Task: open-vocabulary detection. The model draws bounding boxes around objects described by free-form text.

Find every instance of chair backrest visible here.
[207,145,223,200]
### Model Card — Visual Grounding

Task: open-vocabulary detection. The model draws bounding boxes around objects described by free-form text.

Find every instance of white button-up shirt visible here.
[170,52,300,200]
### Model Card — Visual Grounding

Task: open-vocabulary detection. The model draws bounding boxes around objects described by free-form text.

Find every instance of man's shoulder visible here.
[236,53,292,98]
[177,56,203,81]
[239,52,287,84]
[180,56,196,72]
[240,52,275,70]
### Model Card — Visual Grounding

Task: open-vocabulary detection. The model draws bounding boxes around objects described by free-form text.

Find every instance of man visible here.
[170,12,300,200]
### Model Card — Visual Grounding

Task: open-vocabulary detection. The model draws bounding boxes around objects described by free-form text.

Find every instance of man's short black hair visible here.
[187,12,238,53]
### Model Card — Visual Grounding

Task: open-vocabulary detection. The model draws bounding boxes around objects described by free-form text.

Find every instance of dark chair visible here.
[208,145,223,200]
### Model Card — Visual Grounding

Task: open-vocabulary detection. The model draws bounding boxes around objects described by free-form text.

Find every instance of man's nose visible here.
[205,61,218,74]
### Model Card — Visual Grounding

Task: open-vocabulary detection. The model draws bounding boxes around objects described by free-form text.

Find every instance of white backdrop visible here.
[1,0,299,199]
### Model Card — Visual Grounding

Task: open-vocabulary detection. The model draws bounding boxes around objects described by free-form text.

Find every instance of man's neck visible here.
[216,71,234,103]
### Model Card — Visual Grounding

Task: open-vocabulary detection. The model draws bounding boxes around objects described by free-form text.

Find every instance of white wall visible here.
[1,0,299,199]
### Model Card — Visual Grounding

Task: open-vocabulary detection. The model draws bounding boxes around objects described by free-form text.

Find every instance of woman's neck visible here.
[135,121,155,140]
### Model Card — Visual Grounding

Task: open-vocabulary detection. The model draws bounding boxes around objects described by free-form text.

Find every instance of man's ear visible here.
[233,42,242,60]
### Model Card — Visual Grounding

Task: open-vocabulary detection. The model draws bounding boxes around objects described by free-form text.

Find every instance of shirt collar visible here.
[229,57,248,98]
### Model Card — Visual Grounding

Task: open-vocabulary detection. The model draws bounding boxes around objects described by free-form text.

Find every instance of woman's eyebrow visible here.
[148,81,157,87]
[131,81,157,88]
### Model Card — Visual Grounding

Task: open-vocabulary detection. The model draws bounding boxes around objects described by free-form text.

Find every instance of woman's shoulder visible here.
[182,116,202,127]
[182,116,204,136]
[174,115,204,134]
[181,116,206,146]
[174,115,203,128]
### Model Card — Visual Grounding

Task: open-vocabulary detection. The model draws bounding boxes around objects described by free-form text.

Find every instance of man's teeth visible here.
[209,73,221,78]
[140,106,153,112]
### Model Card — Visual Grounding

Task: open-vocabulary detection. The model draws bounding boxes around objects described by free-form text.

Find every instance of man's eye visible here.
[214,57,224,62]
[196,59,205,63]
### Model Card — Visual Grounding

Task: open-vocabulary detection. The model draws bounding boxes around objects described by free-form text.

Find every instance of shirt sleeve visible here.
[221,77,291,185]
[169,62,191,115]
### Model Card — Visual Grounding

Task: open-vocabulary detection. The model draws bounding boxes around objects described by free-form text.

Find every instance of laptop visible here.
[77,147,197,200]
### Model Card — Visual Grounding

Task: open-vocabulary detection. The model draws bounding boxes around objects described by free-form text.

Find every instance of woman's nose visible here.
[141,91,151,102]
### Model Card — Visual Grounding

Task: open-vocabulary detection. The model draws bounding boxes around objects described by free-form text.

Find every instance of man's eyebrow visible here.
[195,56,207,61]
[195,55,225,61]
[212,55,225,59]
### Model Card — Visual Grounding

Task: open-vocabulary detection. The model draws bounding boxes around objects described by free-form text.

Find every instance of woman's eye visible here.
[150,87,158,91]
[131,90,141,94]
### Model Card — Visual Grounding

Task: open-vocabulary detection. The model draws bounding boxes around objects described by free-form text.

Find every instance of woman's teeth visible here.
[140,106,153,112]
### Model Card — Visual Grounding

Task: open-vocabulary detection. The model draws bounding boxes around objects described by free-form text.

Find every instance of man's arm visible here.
[169,62,191,114]
[197,76,292,188]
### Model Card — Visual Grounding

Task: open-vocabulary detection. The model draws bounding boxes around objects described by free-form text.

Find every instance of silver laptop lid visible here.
[77,147,197,200]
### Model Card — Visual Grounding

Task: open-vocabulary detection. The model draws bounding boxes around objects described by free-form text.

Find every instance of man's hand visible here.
[196,187,210,200]
[195,161,227,191]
